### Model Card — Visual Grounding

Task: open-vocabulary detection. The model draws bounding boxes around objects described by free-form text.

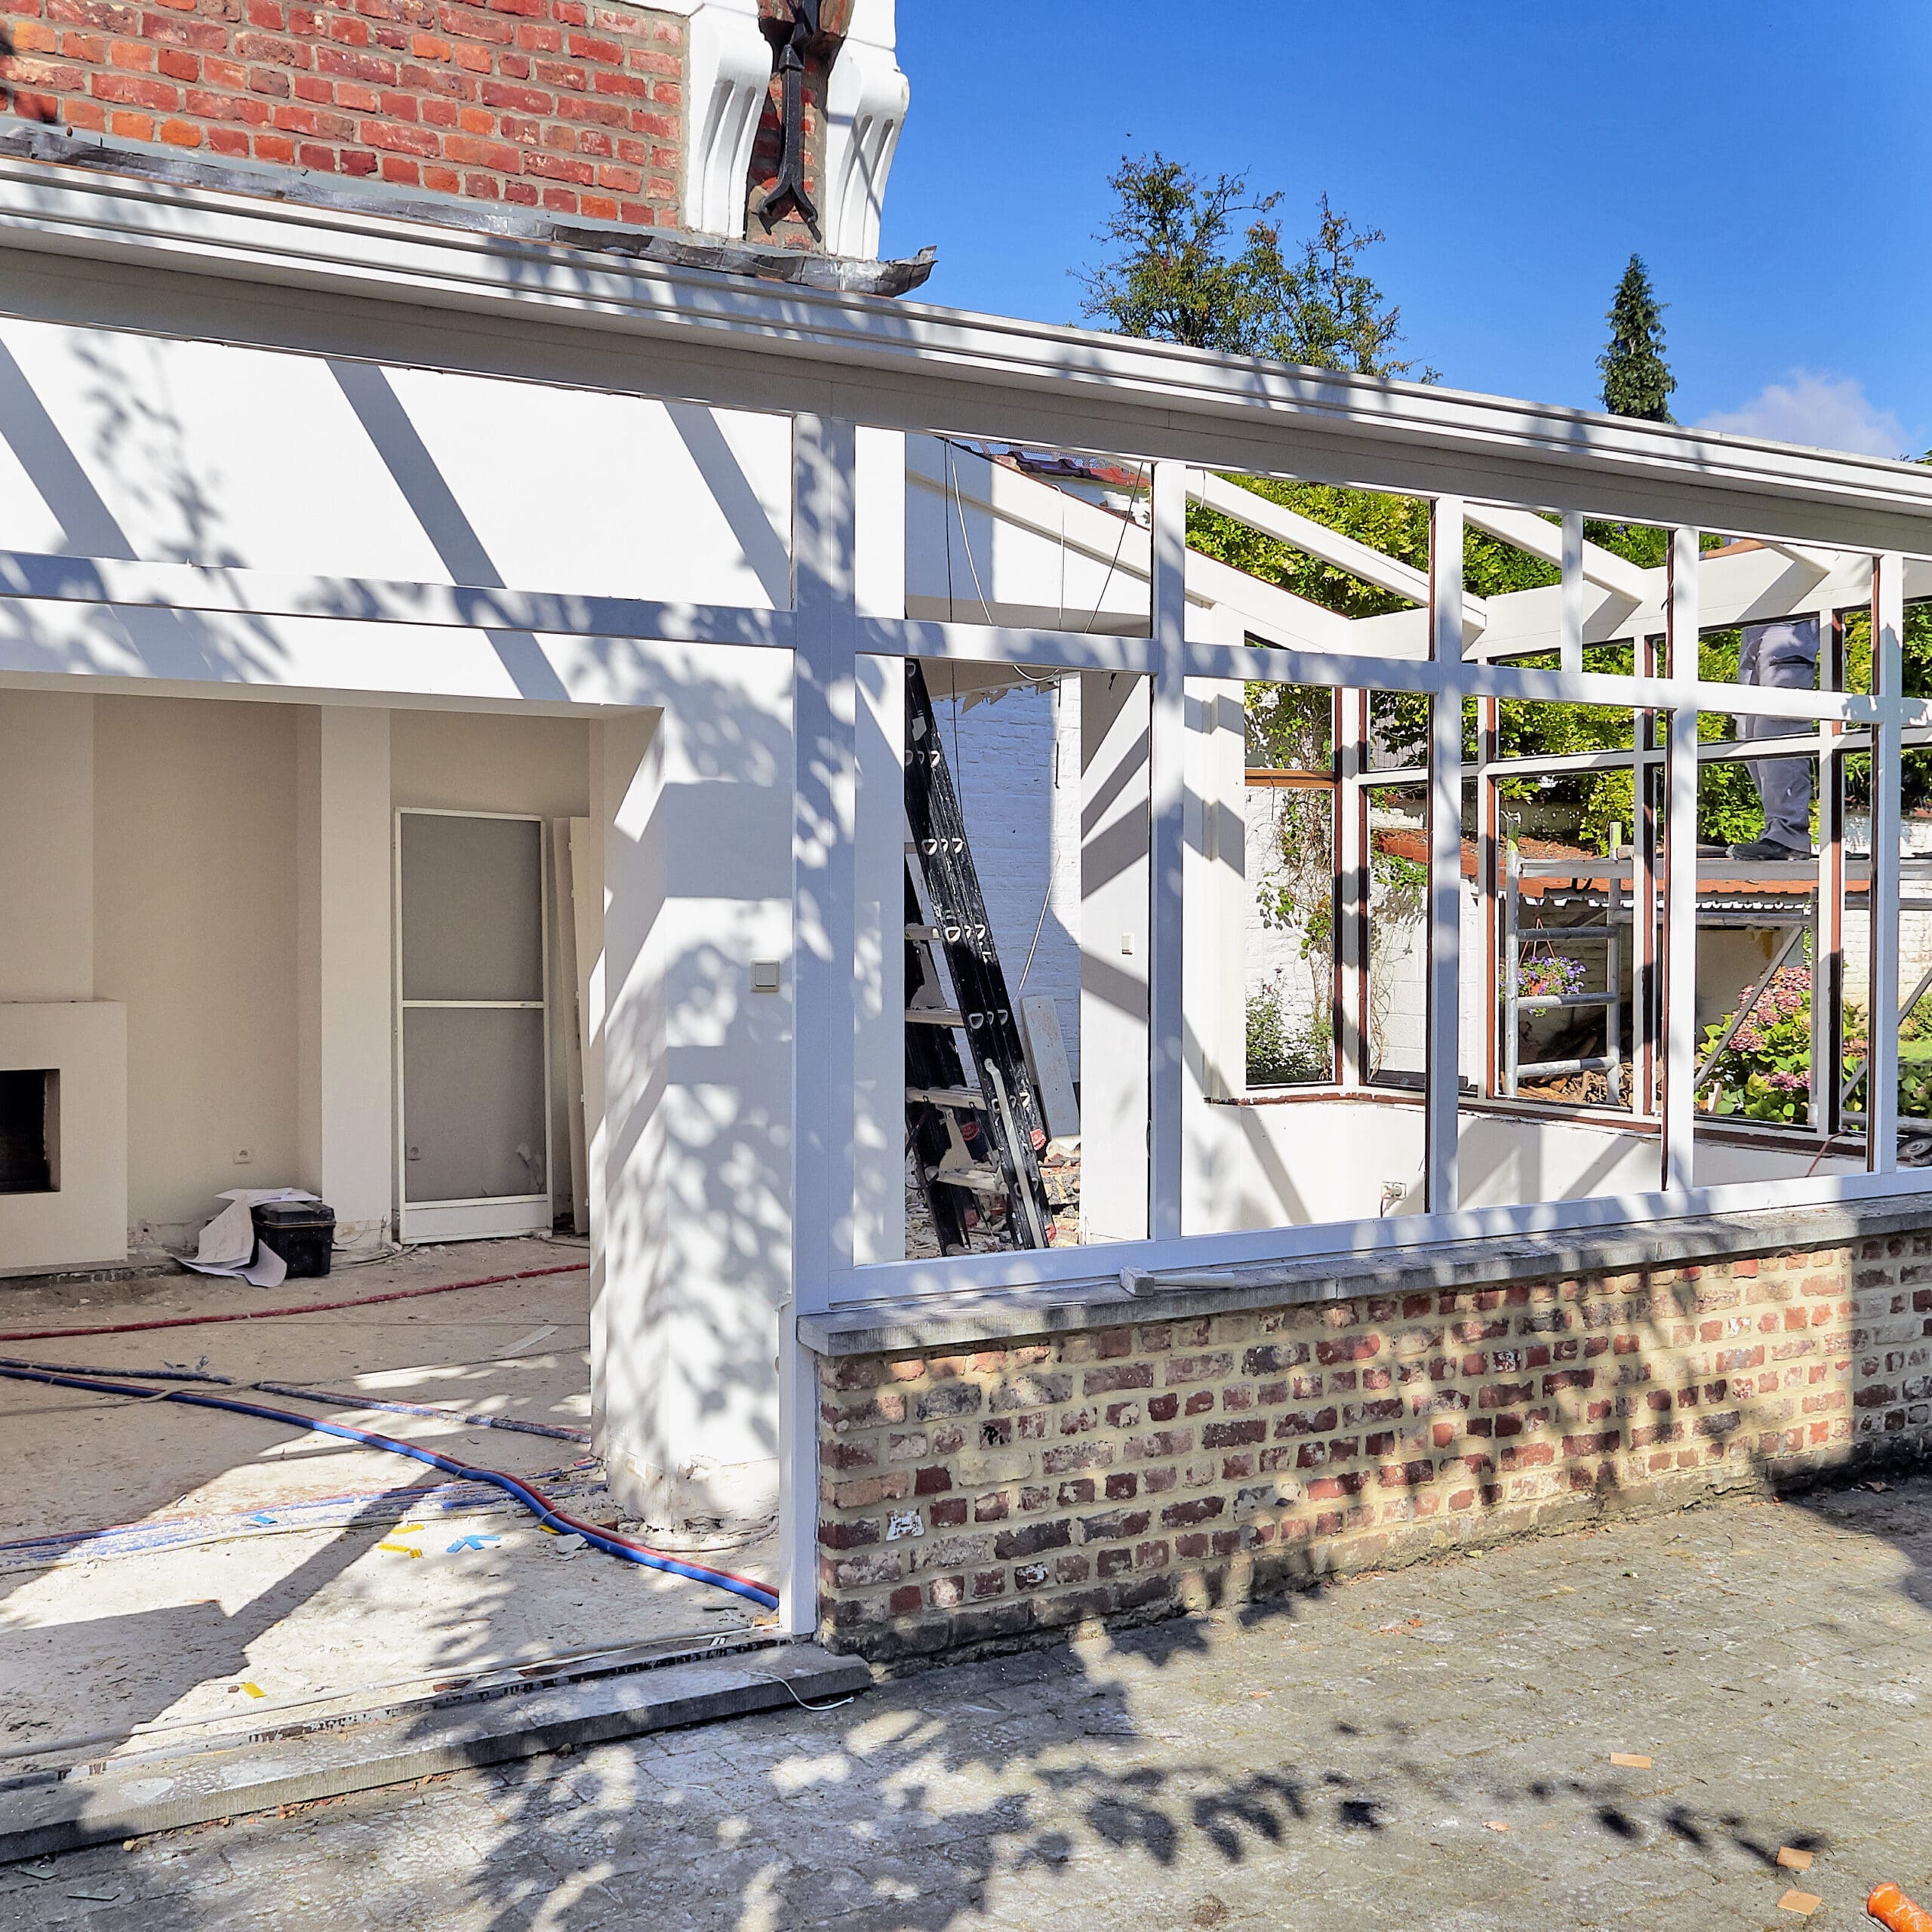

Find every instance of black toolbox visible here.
[251,1200,336,1278]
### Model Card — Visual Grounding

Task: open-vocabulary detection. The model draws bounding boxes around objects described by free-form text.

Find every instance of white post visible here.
[1662,527,1700,1192]
[1869,553,1905,1173]
[853,426,908,1265]
[1336,688,1368,1088]
[1424,496,1464,1213]
[1560,510,1586,675]
[781,410,860,1637]
[294,705,393,1251]
[1148,461,1188,1241]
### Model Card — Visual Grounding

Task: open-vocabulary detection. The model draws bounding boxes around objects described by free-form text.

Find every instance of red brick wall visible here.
[814,1235,1932,1663]
[0,0,685,223]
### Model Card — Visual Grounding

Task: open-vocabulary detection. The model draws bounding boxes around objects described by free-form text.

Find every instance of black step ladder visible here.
[903,660,1055,1254]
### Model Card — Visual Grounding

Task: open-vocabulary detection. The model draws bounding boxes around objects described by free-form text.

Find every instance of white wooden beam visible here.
[1661,528,1700,1192]
[1425,495,1465,1214]
[1464,500,1654,604]
[1191,469,1491,632]
[1148,462,1188,1241]
[782,410,859,1638]
[1869,553,1906,1173]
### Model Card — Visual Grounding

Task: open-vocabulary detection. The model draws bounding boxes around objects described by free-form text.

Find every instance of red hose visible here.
[0,1262,589,1345]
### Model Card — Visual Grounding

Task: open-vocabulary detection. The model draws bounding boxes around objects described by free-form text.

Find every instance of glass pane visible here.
[400,814,543,1004]
[402,1007,547,1203]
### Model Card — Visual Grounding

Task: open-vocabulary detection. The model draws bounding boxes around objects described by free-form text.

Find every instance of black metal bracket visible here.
[755,0,826,239]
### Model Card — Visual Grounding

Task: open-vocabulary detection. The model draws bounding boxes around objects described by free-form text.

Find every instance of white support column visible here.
[781,409,860,1637]
[1148,461,1188,1241]
[1868,552,1905,1173]
[294,704,392,1251]
[1336,688,1368,1088]
[1424,496,1464,1214]
[1560,510,1586,675]
[854,653,906,1264]
[853,426,907,1266]
[1661,528,1701,1192]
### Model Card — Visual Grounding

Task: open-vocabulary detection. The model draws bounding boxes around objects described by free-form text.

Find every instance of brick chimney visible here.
[0,0,909,256]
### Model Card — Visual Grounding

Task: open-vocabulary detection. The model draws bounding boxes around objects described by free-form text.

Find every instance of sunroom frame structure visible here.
[1,159,1930,1636]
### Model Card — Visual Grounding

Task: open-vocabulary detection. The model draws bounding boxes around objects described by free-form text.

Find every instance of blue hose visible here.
[0,1361,779,1611]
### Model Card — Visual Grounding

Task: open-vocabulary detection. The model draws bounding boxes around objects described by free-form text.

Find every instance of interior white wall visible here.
[589,648,793,1529]
[0,690,92,1001]
[94,695,301,1248]
[296,706,393,1251]
[1081,669,1151,1242]
[1183,678,1248,1233]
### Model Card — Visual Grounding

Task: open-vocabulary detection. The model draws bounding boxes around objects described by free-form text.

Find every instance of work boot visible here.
[1727,837,1811,862]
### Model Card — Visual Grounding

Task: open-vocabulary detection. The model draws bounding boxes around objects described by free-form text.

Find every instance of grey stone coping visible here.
[798,1195,1932,1358]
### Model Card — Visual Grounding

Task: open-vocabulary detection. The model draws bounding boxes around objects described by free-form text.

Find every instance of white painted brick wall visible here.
[945,683,1084,1081]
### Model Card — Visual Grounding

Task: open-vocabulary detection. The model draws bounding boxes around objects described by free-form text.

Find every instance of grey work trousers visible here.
[1737,616,1821,852]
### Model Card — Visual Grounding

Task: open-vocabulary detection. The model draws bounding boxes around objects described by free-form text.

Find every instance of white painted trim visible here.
[821,11,907,260]
[832,1163,1932,1307]
[685,0,769,242]
[1661,530,1700,1193]
[1424,497,1463,1211]
[1148,463,1187,1241]
[1869,554,1906,1172]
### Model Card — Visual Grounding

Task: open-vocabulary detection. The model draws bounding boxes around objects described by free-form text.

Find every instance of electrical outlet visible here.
[233,1146,254,1166]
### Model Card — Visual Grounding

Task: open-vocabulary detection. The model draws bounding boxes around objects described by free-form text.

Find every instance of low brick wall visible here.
[813,1234,1932,1663]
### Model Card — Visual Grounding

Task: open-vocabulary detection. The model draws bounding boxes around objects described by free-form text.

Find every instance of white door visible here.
[395,809,553,1243]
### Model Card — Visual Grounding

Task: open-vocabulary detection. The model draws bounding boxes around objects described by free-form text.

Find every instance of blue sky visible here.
[878,2,1931,456]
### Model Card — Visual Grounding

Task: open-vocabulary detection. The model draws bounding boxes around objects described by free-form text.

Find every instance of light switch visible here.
[1120,933,1135,955]
[751,961,782,992]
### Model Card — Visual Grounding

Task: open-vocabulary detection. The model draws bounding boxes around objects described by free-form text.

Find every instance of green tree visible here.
[1076,155,1430,378]
[1598,254,1677,422]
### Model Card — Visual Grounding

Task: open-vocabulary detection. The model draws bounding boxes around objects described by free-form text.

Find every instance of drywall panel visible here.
[0,689,92,1001]
[390,710,591,819]
[94,694,300,1246]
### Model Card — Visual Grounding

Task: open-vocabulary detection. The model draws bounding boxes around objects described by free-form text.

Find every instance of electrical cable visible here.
[0,1362,779,1611]
[0,1260,589,1346]
[0,1356,588,1441]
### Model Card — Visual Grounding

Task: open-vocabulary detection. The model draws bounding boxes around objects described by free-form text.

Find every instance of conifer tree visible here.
[1598,254,1677,422]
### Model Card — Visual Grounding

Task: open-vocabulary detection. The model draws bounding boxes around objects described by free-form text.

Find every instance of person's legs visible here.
[1732,617,1820,859]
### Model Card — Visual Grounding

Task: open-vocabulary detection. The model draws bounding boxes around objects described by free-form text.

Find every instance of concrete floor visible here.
[5,1472,1930,1928]
[0,1240,777,1769]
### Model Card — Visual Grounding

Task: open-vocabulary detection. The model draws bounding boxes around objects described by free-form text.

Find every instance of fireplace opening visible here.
[0,1068,57,1194]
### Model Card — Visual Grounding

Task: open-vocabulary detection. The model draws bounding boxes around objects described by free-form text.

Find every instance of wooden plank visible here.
[1020,995,1079,1140]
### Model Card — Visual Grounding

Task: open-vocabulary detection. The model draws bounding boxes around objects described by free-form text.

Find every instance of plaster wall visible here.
[0,690,93,1002]
[94,694,301,1248]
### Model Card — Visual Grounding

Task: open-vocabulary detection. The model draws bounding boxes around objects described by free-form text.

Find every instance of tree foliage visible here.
[1076,155,1431,379]
[1598,254,1677,423]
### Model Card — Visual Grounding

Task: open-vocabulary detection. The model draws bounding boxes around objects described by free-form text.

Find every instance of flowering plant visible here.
[1516,946,1586,1002]
[1700,967,1856,1124]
